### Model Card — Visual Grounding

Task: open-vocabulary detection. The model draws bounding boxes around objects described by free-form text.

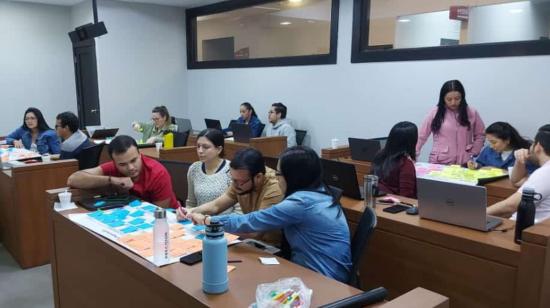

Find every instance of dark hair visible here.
[271,102,287,119]
[431,80,470,134]
[152,106,170,123]
[197,128,225,157]
[229,148,266,177]
[56,111,80,133]
[534,124,550,156]
[485,122,531,150]
[241,102,258,118]
[279,146,323,197]
[108,135,138,158]
[22,107,51,132]
[373,121,418,180]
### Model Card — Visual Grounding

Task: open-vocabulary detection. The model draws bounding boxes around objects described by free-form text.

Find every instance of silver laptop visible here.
[417,177,502,231]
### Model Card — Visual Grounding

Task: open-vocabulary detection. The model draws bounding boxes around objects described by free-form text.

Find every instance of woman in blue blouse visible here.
[186,146,352,283]
[226,102,263,138]
[6,107,60,155]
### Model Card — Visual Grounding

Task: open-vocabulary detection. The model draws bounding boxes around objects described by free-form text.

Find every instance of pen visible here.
[228,260,242,263]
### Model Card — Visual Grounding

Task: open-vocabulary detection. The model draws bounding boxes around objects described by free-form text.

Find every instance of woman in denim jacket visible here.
[6,107,60,155]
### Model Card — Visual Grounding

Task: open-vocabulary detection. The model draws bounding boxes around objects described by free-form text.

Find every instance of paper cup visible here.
[58,191,72,206]
[42,155,51,162]
[331,138,339,149]
[155,142,163,152]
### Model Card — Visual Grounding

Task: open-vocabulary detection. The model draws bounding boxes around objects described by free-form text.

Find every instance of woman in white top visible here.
[186,129,241,214]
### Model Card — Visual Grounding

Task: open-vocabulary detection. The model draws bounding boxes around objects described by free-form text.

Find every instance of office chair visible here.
[348,203,377,289]
[318,287,388,308]
[159,159,191,205]
[75,143,104,170]
[295,129,307,146]
[173,131,189,147]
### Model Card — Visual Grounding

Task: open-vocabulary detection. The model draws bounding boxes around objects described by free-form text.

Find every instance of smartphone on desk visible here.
[382,204,409,214]
[180,251,202,265]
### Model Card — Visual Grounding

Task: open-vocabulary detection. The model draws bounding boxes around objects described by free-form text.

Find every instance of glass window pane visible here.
[195,0,333,61]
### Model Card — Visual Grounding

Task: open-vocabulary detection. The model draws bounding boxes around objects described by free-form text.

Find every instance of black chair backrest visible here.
[295,129,307,146]
[76,143,104,170]
[158,159,191,204]
[318,287,387,308]
[258,123,266,135]
[348,204,377,288]
[173,131,189,147]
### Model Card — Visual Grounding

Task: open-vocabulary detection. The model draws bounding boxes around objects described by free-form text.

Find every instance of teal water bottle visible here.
[202,222,228,294]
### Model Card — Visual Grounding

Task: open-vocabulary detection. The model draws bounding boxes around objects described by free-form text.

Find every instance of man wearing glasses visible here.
[177,148,283,244]
[488,124,550,223]
[55,111,92,159]
[266,102,297,148]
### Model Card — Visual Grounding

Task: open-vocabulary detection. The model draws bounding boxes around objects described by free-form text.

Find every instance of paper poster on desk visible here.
[0,147,41,162]
[69,201,239,266]
[415,162,507,185]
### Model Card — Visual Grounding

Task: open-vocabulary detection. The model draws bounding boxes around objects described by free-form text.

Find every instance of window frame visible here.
[351,0,550,63]
[186,0,340,69]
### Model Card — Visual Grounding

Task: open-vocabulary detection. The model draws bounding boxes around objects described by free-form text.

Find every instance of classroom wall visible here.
[0,1,75,135]
[71,0,188,138]
[185,0,550,161]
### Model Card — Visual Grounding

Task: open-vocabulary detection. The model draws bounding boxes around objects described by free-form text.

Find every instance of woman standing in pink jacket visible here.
[416,80,485,165]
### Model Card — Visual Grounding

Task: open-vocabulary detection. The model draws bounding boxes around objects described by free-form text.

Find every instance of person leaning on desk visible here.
[177,147,283,245]
[5,107,60,155]
[132,105,177,144]
[67,135,179,209]
[184,146,353,283]
[487,124,550,223]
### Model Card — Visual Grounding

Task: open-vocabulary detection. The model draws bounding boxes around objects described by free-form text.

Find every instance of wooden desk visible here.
[158,146,198,163]
[486,178,517,205]
[46,189,360,308]
[342,196,550,308]
[0,160,78,268]
[320,145,351,159]
[225,136,287,160]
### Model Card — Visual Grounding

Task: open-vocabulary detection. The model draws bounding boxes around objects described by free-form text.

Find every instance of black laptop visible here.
[232,123,252,143]
[204,118,223,131]
[321,159,363,200]
[348,137,388,161]
[90,128,119,139]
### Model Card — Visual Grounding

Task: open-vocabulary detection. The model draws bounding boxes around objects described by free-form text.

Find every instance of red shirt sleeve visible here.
[399,157,417,198]
[99,161,120,176]
[149,165,179,208]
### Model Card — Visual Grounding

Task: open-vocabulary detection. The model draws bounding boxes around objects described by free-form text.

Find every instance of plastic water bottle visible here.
[364,175,378,209]
[514,187,539,244]
[30,143,38,153]
[153,208,169,264]
[202,222,228,294]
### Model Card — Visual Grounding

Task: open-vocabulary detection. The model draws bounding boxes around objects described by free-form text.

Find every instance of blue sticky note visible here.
[88,211,103,218]
[178,219,192,225]
[129,210,145,217]
[166,208,176,213]
[141,205,156,212]
[107,221,125,228]
[113,209,130,219]
[192,225,206,232]
[94,201,106,207]
[128,218,145,225]
[136,223,152,230]
[195,234,205,240]
[129,199,142,207]
[121,226,138,234]
[99,215,117,224]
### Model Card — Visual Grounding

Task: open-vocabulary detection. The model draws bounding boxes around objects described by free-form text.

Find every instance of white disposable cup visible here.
[58,191,72,206]
[331,138,339,149]
[42,155,51,162]
[155,142,163,152]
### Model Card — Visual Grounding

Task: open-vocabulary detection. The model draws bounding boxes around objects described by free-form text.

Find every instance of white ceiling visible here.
[8,0,222,8]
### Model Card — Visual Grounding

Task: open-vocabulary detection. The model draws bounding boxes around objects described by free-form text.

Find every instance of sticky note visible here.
[179,219,192,225]
[129,199,142,207]
[195,234,205,240]
[259,257,279,265]
[113,209,129,219]
[94,201,106,207]
[142,205,156,212]
[107,221,125,228]
[88,211,103,218]
[129,210,145,217]
[192,225,206,232]
[136,223,153,230]
[129,218,146,225]
[121,226,139,234]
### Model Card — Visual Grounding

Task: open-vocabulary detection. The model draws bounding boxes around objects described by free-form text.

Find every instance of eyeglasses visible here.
[268,111,275,114]
[25,117,37,121]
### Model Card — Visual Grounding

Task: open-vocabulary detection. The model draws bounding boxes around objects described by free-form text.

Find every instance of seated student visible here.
[55,111,93,159]
[177,147,283,244]
[186,129,240,214]
[468,122,535,174]
[187,146,352,283]
[487,125,550,222]
[6,107,60,154]
[67,135,179,208]
[132,106,177,144]
[265,102,297,148]
[372,121,418,198]
[226,102,263,138]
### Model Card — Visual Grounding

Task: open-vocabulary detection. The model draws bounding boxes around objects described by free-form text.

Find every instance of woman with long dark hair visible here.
[227,102,263,137]
[187,146,352,283]
[6,107,60,154]
[373,121,418,198]
[416,80,485,165]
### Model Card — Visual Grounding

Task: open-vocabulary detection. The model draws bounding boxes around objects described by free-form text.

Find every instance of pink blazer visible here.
[416,106,485,165]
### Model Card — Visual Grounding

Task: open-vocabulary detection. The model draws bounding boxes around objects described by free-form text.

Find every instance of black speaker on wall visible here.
[68,22,108,44]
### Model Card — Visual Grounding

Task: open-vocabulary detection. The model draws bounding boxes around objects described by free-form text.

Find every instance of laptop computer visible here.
[417,177,502,231]
[349,137,388,161]
[321,159,363,200]
[204,118,223,131]
[232,123,252,143]
[90,128,119,139]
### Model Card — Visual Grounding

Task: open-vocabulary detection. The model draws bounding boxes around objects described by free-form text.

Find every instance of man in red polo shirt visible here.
[67,135,179,208]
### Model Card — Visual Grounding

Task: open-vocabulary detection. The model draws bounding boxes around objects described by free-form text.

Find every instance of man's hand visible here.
[514,149,530,165]
[110,177,134,190]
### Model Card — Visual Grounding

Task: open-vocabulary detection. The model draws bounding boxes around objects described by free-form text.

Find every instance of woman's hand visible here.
[13,140,23,148]
[176,206,189,221]
[467,160,478,170]
[132,122,141,132]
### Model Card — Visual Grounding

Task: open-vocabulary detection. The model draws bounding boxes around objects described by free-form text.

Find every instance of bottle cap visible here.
[205,222,224,238]
[154,208,166,219]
